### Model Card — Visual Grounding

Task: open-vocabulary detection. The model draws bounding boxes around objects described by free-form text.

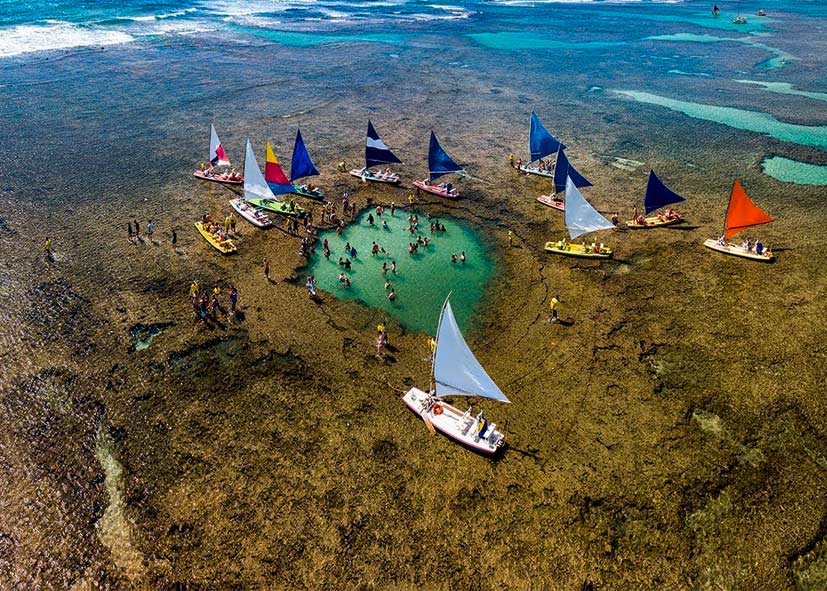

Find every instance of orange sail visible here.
[724,179,773,239]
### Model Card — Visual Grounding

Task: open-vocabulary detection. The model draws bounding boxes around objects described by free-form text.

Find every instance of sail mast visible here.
[430,295,450,393]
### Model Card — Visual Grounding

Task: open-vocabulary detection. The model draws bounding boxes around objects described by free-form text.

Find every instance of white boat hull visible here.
[515,164,554,178]
[350,168,401,184]
[703,238,774,261]
[229,198,272,228]
[402,387,505,455]
[536,195,565,210]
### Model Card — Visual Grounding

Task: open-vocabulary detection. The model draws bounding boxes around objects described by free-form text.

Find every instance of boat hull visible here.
[193,170,243,185]
[402,387,505,456]
[246,198,305,218]
[626,215,683,229]
[514,164,554,178]
[350,169,401,184]
[195,222,237,254]
[536,195,565,211]
[413,180,459,199]
[293,185,325,200]
[703,239,774,261]
[544,241,613,259]
[229,198,272,228]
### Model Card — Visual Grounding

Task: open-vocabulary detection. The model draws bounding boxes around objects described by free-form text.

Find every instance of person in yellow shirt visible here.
[189,281,199,299]
[547,294,560,323]
[427,336,436,353]
[508,230,513,247]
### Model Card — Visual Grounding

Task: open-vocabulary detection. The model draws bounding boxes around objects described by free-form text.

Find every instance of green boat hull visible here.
[246,198,305,218]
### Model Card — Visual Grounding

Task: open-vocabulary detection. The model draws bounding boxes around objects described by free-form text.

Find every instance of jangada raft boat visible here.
[244,139,305,218]
[193,123,243,185]
[229,198,272,228]
[513,111,564,178]
[290,128,325,200]
[402,297,509,456]
[703,179,774,262]
[195,221,236,254]
[626,170,686,229]
[545,176,615,259]
[350,120,401,184]
[536,147,592,211]
[413,131,463,199]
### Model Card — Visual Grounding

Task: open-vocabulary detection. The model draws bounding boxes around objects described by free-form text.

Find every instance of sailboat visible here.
[290,129,325,200]
[402,297,509,456]
[350,120,402,184]
[242,140,305,219]
[545,176,615,259]
[413,131,463,199]
[513,111,564,178]
[536,147,592,211]
[193,123,243,185]
[626,170,686,229]
[227,138,274,229]
[703,179,774,261]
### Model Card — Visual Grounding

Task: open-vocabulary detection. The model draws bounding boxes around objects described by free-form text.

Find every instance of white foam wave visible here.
[133,20,217,36]
[0,22,135,58]
[126,8,198,22]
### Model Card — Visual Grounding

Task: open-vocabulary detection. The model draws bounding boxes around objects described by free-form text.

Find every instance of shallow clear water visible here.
[308,209,494,333]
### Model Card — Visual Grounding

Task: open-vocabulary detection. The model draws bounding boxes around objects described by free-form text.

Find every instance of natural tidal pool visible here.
[761,156,827,185]
[307,209,494,333]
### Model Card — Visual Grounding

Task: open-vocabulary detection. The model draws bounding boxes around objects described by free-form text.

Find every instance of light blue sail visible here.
[428,131,463,181]
[553,148,592,193]
[529,111,564,162]
[289,128,320,181]
[564,176,614,240]
[433,299,509,403]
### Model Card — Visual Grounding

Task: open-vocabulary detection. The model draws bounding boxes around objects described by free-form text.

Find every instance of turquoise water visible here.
[614,90,827,150]
[647,33,793,69]
[761,157,827,185]
[307,210,494,334]
[468,32,624,51]
[736,80,827,102]
[227,27,406,48]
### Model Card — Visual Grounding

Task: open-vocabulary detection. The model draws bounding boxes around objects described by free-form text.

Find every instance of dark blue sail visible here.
[529,111,564,162]
[365,120,401,169]
[428,131,463,181]
[290,128,319,181]
[644,170,686,214]
[553,148,592,194]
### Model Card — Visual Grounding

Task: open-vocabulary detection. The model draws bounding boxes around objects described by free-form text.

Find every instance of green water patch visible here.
[129,322,174,352]
[613,90,827,150]
[668,69,712,78]
[229,25,405,48]
[307,210,494,333]
[646,33,793,69]
[468,32,624,51]
[735,80,827,102]
[761,157,827,185]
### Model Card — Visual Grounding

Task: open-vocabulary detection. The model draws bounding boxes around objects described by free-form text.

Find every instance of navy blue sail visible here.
[428,131,463,181]
[553,148,592,194]
[644,170,686,214]
[529,111,564,162]
[365,120,401,169]
[290,128,319,181]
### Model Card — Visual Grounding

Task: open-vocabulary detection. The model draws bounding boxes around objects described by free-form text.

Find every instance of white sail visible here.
[433,299,510,403]
[210,124,230,167]
[243,138,276,201]
[564,176,614,240]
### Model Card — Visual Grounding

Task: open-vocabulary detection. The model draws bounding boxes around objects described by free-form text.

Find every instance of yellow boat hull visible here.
[195,222,237,254]
[544,241,613,259]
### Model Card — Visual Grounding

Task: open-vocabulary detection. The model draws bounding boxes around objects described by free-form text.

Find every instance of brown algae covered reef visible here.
[1,11,827,591]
